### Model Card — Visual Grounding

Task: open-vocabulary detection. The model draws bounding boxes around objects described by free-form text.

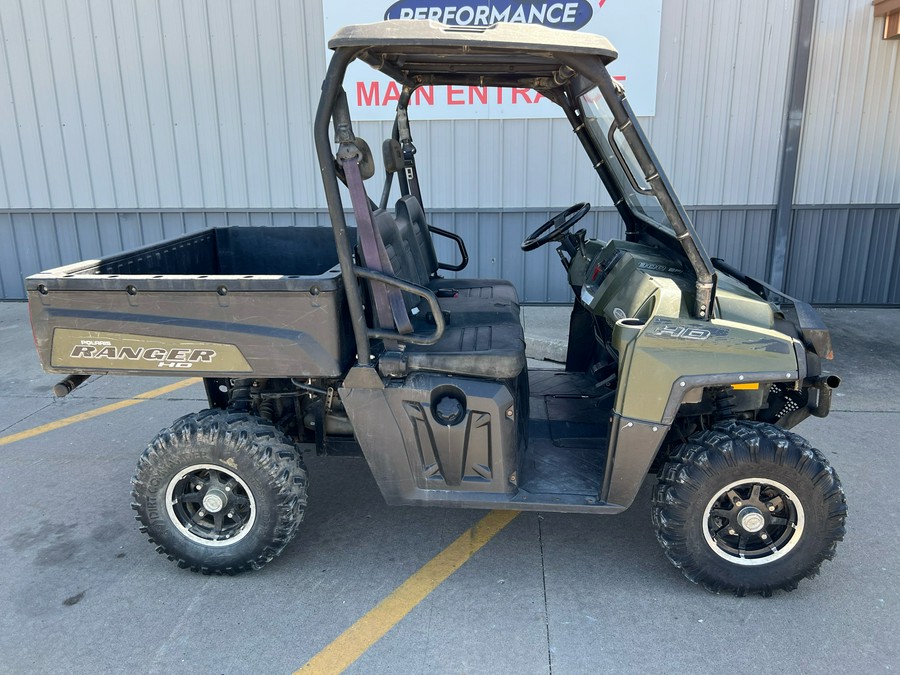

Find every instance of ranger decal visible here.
[50,329,252,373]
[70,344,217,368]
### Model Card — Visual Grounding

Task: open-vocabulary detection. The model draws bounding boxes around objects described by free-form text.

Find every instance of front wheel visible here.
[131,410,308,574]
[652,421,846,596]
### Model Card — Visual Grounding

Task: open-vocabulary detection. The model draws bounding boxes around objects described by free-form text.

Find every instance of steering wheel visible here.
[521,202,591,251]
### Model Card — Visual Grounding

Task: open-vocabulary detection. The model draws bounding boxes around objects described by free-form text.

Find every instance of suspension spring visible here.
[228,379,253,412]
[258,398,276,421]
[714,388,737,420]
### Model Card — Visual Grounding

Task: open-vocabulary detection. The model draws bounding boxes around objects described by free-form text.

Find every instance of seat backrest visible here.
[396,195,438,278]
[360,210,426,311]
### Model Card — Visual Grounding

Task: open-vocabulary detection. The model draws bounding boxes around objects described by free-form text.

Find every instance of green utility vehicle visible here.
[27,21,846,595]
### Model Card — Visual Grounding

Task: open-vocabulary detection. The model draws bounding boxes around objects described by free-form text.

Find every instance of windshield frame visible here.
[556,56,716,320]
[577,86,675,231]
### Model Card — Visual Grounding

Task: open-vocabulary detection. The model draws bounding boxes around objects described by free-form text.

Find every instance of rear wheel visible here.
[132,410,308,574]
[652,420,846,595]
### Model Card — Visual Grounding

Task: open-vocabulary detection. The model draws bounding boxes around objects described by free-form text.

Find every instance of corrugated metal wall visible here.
[0,0,795,211]
[0,0,897,303]
[0,0,325,210]
[797,0,900,205]
[355,0,797,209]
[785,0,900,304]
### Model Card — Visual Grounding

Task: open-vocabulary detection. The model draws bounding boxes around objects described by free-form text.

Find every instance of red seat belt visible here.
[342,153,413,335]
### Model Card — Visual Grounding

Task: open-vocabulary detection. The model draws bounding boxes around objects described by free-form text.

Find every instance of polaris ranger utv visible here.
[26,21,846,595]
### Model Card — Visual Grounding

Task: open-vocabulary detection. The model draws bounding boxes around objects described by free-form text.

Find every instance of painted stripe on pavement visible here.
[295,509,520,674]
[0,378,200,447]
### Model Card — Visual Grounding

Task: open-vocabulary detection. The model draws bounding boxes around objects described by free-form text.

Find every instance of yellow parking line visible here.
[295,509,520,675]
[0,378,201,447]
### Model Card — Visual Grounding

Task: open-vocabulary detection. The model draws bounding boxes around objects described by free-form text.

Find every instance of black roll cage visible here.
[315,27,718,367]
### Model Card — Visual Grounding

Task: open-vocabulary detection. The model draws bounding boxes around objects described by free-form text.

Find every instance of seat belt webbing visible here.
[342,155,413,335]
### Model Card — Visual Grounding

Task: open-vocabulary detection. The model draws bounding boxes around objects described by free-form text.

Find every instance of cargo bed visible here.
[27,227,356,378]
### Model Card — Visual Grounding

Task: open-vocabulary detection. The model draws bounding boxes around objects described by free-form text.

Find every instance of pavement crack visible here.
[148,577,213,674]
[538,515,552,675]
[0,401,54,434]
[419,513,443,674]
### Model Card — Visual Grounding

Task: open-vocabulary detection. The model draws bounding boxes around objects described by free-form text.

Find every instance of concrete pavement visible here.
[523,304,571,364]
[0,301,898,673]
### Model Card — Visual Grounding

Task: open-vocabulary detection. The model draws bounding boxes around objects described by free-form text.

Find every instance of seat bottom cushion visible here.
[378,321,526,380]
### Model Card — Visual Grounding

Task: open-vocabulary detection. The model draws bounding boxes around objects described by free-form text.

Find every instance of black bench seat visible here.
[378,321,526,380]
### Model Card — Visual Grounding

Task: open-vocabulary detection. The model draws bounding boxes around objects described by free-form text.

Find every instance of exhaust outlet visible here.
[810,375,840,418]
[53,373,89,398]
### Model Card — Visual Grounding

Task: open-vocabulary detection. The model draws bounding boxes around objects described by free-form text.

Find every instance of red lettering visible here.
[512,88,534,104]
[414,86,434,105]
[613,75,627,82]
[469,86,488,104]
[357,81,379,107]
[447,86,465,105]
[382,81,400,106]
[533,91,544,102]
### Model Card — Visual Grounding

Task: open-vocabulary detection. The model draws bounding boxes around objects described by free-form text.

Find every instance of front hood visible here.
[714,273,776,330]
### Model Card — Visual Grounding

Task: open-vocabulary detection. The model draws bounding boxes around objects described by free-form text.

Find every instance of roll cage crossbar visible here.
[315,21,717,365]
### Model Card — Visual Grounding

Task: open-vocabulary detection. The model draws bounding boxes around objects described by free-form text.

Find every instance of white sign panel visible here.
[323,0,662,120]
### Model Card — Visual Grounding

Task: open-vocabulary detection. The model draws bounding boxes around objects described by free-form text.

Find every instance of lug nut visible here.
[760,533,768,540]
[728,529,737,536]
[735,501,742,507]
[225,486,231,492]
[768,505,775,512]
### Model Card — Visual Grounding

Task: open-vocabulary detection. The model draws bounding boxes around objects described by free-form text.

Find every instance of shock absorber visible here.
[228,379,253,412]
[258,398,276,421]
[714,388,737,420]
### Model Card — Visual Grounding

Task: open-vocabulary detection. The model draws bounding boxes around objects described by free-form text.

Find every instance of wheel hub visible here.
[738,506,766,533]
[202,488,227,513]
[165,464,256,547]
[703,477,805,566]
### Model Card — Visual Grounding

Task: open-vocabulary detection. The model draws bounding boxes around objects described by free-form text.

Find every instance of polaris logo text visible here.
[70,344,216,369]
[384,0,593,30]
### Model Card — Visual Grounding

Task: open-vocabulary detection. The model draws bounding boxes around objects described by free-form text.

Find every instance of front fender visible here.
[615,316,801,425]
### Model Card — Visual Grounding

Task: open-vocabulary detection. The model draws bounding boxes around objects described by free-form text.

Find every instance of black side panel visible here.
[385,374,519,495]
[340,370,520,505]
[342,368,635,513]
[94,230,218,276]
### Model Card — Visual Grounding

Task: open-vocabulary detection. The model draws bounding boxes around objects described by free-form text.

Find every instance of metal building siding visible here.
[1,0,795,211]
[781,0,900,304]
[796,0,900,205]
[360,1,797,209]
[646,0,795,207]
[0,0,326,210]
[786,206,900,304]
[0,0,896,305]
